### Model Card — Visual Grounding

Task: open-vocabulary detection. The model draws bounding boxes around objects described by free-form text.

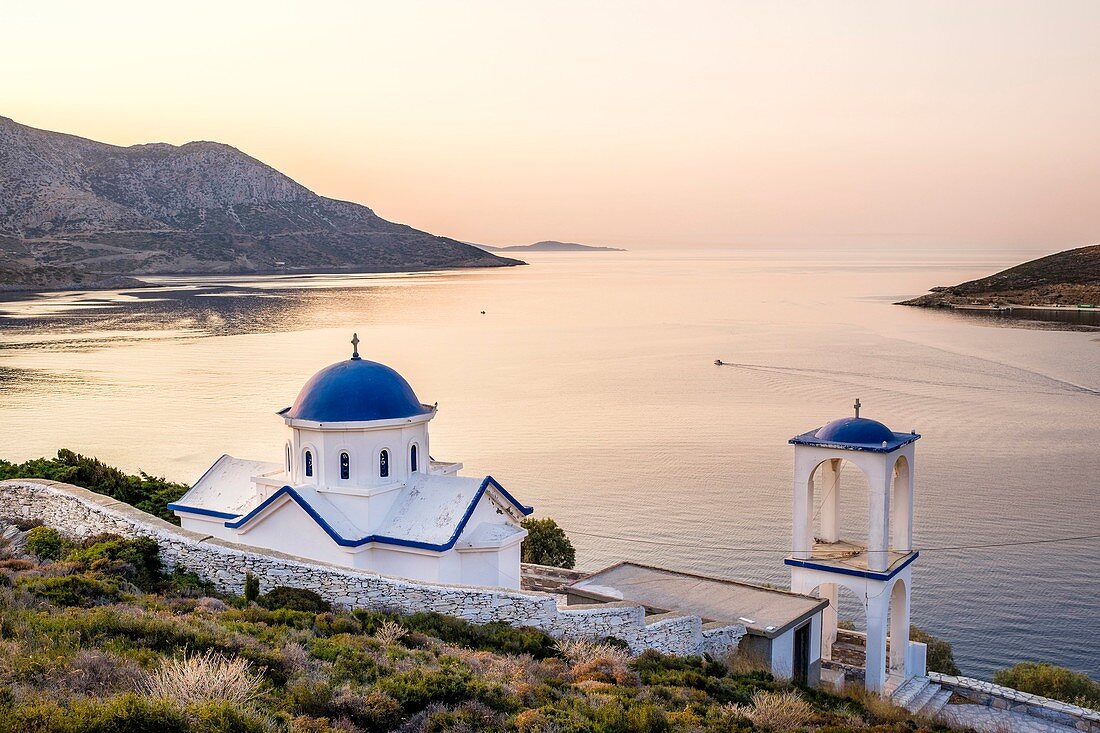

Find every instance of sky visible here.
[3,0,1099,250]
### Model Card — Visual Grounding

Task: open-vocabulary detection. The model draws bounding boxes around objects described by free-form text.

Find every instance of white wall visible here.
[288,420,430,490]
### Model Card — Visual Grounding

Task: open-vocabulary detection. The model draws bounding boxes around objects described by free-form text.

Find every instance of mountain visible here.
[0,116,520,290]
[899,244,1100,307]
[475,240,625,252]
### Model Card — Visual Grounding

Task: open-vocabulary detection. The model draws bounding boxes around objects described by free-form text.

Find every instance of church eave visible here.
[222,476,532,552]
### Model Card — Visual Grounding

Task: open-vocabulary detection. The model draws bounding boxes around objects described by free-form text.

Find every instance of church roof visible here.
[281,356,433,424]
[176,471,533,552]
[789,417,919,453]
[168,455,283,519]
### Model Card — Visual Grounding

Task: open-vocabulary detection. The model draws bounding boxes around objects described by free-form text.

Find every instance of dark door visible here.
[793,622,810,685]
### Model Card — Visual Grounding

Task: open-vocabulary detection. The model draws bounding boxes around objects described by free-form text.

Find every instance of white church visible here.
[169,335,532,589]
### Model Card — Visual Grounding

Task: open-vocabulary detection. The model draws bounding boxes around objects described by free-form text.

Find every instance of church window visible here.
[305,450,313,477]
[340,452,350,480]
[410,444,419,473]
[285,445,291,473]
[379,449,390,478]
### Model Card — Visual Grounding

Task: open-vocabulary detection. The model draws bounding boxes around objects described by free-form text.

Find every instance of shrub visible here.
[259,586,331,613]
[25,526,64,560]
[727,690,814,730]
[632,650,774,705]
[309,635,383,684]
[423,701,505,733]
[19,573,121,607]
[67,535,162,591]
[355,610,559,659]
[556,637,632,666]
[377,659,516,713]
[331,689,403,731]
[0,693,190,733]
[374,619,407,646]
[0,449,189,524]
[993,662,1100,707]
[55,649,144,694]
[520,517,575,569]
[910,625,960,675]
[143,650,265,707]
[243,573,259,604]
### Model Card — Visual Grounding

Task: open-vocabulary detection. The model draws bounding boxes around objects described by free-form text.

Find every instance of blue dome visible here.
[283,358,432,423]
[813,417,896,445]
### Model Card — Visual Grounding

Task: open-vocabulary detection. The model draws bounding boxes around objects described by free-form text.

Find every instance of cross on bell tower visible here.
[351,333,361,360]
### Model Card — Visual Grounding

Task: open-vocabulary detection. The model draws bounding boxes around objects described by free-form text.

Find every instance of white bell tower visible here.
[786,400,923,693]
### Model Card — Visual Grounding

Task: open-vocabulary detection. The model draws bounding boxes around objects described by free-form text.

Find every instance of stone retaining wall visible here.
[0,480,745,657]
[930,672,1100,733]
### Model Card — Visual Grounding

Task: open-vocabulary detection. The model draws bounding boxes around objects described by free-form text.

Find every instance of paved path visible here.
[939,702,1079,733]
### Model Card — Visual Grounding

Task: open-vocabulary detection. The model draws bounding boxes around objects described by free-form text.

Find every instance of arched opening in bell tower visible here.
[808,457,877,555]
[890,456,912,553]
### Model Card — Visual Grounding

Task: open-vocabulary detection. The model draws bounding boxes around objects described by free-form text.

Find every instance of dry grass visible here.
[57,649,143,695]
[727,690,814,730]
[840,683,911,724]
[722,647,772,675]
[142,650,264,706]
[373,620,407,646]
[555,637,631,666]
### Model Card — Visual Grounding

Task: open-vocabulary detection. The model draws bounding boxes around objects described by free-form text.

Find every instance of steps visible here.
[891,675,951,719]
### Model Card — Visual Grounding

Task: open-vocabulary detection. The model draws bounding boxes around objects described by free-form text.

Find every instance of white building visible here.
[169,336,532,589]
[786,401,926,692]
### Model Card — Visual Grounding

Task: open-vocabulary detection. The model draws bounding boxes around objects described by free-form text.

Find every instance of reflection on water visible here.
[0,249,1097,679]
[941,306,1100,330]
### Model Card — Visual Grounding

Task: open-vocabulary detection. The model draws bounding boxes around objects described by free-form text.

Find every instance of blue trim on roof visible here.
[784,551,919,581]
[223,475,533,552]
[789,426,920,453]
[167,503,240,520]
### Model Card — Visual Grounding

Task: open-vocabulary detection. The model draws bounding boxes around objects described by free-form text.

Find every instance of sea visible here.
[0,247,1096,680]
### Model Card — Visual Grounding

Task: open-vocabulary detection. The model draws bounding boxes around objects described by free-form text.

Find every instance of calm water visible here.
[0,248,1097,679]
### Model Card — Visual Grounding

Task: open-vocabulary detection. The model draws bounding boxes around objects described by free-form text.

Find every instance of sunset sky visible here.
[5,0,1098,249]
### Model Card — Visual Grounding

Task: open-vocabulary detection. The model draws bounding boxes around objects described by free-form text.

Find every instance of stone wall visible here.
[0,480,744,657]
[930,672,1100,733]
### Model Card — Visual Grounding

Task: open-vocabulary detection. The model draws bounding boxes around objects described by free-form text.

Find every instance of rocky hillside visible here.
[0,116,519,289]
[900,244,1100,307]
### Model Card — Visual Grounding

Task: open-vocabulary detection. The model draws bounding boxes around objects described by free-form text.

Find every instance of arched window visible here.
[410,444,419,473]
[340,452,350,480]
[304,450,313,478]
[379,449,390,478]
[285,445,291,473]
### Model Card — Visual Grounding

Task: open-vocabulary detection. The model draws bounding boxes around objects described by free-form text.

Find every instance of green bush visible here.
[520,517,575,569]
[633,650,774,705]
[26,526,64,560]
[243,573,259,604]
[354,610,559,659]
[67,535,162,591]
[377,658,516,713]
[0,693,189,733]
[19,574,121,607]
[0,449,188,524]
[993,662,1100,707]
[909,625,960,676]
[258,587,330,613]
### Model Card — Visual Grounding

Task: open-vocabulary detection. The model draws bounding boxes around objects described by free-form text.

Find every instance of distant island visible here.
[0,116,521,291]
[474,240,626,253]
[899,244,1100,309]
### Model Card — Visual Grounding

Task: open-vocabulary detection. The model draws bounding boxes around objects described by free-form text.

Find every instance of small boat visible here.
[714,359,724,366]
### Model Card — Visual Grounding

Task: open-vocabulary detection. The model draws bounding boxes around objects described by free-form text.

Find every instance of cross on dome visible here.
[351,333,361,360]
[854,398,861,418]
